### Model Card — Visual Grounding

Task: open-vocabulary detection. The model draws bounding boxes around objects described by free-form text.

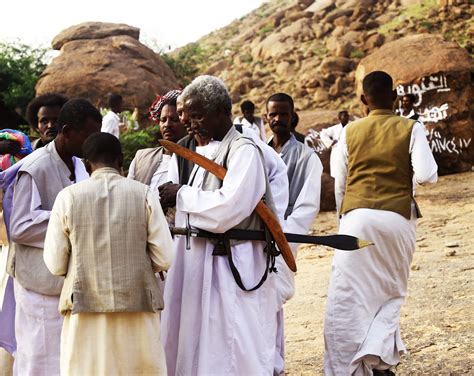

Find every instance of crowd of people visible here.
[0,71,437,376]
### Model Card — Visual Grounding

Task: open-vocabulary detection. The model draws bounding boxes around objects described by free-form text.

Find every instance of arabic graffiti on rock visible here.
[396,74,472,158]
[396,73,451,107]
[427,129,472,156]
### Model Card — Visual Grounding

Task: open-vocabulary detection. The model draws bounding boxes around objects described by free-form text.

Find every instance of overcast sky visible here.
[0,0,264,50]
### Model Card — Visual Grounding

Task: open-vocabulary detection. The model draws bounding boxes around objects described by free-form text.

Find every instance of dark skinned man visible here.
[159,75,279,375]
[267,92,322,375]
[324,71,437,375]
[44,132,173,375]
[9,99,101,375]
[26,93,68,150]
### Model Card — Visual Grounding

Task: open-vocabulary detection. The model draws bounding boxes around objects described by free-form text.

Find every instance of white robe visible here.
[162,140,279,375]
[239,127,289,221]
[10,157,88,376]
[324,122,438,375]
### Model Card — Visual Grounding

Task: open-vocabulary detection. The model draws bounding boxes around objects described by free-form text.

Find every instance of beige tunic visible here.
[61,312,166,376]
[44,168,174,375]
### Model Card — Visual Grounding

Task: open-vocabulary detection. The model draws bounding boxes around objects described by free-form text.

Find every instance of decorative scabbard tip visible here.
[357,239,373,249]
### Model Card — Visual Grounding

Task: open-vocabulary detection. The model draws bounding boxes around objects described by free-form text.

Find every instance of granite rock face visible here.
[356,34,474,174]
[36,22,178,120]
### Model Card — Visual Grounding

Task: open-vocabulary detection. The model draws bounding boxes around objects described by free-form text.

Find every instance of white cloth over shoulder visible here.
[325,121,437,375]
[234,116,267,141]
[128,154,171,193]
[162,140,278,375]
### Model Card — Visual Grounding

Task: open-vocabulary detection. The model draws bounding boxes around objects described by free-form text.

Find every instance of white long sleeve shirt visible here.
[333,121,438,213]
[101,111,121,139]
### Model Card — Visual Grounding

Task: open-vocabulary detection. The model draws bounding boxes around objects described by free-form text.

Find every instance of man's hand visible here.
[159,182,182,209]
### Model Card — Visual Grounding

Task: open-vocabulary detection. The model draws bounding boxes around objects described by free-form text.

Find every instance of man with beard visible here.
[26,94,68,150]
[159,75,279,374]
[267,92,322,375]
[8,99,102,375]
[128,90,186,190]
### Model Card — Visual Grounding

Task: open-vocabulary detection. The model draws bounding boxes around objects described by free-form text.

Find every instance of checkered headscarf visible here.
[149,90,181,123]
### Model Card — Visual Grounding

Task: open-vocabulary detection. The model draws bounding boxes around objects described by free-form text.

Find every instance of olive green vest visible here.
[340,109,420,220]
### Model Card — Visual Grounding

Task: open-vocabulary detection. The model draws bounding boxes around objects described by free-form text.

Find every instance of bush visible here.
[350,49,365,59]
[0,42,48,113]
[258,22,275,36]
[120,130,156,170]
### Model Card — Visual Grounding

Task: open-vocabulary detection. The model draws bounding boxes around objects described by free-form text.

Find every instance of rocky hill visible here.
[169,0,472,115]
[167,0,473,175]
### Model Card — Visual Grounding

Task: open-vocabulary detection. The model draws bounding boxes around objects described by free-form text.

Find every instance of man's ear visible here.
[61,124,72,139]
[361,94,368,106]
[84,159,92,175]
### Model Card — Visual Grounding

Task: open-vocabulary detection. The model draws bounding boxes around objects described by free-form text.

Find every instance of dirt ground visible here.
[284,171,474,375]
[1,172,472,375]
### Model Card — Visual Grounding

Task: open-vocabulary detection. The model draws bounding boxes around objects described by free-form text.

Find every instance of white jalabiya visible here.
[162,140,279,375]
[13,279,63,376]
[10,158,88,376]
[324,122,438,375]
[320,122,344,178]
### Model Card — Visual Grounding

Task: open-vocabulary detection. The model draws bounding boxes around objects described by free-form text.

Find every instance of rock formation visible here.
[174,0,471,115]
[356,34,474,174]
[172,0,472,174]
[36,22,178,120]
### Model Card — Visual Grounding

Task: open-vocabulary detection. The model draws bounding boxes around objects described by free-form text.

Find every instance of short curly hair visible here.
[26,93,68,129]
[179,75,232,115]
[57,98,102,131]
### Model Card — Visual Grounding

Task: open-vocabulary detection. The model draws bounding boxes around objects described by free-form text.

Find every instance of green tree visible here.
[0,42,48,112]
[120,130,156,170]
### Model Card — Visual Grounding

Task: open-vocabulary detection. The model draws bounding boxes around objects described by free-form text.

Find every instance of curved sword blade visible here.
[159,139,298,272]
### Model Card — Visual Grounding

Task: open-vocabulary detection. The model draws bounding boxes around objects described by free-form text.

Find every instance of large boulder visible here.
[52,22,140,49]
[36,22,178,121]
[356,34,474,174]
